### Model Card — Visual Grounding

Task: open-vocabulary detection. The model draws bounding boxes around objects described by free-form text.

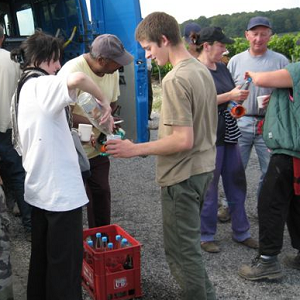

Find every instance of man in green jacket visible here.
[238,63,300,281]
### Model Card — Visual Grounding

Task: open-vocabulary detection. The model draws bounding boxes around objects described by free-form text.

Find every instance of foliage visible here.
[226,33,300,62]
[180,8,300,38]
[151,61,173,81]
[151,8,300,79]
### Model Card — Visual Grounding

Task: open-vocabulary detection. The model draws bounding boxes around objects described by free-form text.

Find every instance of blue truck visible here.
[0,0,149,142]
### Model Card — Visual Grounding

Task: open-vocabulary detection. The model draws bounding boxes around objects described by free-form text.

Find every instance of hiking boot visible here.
[233,237,259,249]
[217,206,231,223]
[238,256,282,281]
[283,252,300,270]
[201,241,220,253]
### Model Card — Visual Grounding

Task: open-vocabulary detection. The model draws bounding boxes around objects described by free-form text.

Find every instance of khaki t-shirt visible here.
[58,55,120,158]
[156,58,217,187]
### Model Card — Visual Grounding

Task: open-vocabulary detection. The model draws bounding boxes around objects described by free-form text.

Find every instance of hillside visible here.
[180,7,300,38]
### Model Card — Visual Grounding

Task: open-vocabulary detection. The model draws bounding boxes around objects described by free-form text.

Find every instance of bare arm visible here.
[106,125,194,158]
[67,72,112,123]
[246,69,293,88]
[217,86,249,104]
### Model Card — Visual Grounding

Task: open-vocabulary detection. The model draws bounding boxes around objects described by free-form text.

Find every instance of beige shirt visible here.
[0,49,20,132]
[156,58,217,187]
[58,55,120,158]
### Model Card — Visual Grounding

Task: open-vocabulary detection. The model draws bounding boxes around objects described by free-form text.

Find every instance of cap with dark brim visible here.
[91,34,134,66]
[111,50,133,66]
[184,22,201,44]
[247,16,272,30]
[198,27,234,45]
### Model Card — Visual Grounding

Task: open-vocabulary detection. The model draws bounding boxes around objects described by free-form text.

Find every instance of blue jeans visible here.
[161,172,216,300]
[201,144,250,242]
[0,129,31,230]
[237,116,270,199]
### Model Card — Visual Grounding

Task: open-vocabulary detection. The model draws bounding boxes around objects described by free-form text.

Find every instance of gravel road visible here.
[10,113,300,300]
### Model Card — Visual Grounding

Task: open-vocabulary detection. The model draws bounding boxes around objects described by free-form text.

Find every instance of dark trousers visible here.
[0,129,31,230]
[27,206,83,300]
[86,155,111,228]
[258,154,300,256]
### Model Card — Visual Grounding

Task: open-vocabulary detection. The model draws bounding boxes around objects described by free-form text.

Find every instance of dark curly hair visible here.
[10,30,63,69]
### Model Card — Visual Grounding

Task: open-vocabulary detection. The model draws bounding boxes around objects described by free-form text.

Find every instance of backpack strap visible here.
[11,67,48,155]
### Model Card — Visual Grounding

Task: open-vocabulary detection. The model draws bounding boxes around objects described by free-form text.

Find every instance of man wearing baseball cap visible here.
[227,17,288,207]
[183,22,201,57]
[227,16,289,279]
[58,34,133,228]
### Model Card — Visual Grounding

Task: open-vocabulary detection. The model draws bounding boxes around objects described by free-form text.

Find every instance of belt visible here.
[244,115,264,118]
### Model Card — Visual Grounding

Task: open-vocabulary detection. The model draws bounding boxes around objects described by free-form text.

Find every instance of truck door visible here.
[0,0,91,57]
[90,0,148,143]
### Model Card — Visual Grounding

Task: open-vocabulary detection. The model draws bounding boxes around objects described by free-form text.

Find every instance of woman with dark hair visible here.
[11,30,112,300]
[195,27,258,253]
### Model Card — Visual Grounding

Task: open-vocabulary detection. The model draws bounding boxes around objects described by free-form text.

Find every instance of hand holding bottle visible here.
[94,98,113,130]
[78,92,113,135]
[229,86,249,103]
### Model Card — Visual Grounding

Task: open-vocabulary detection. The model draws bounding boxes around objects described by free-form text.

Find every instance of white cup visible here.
[106,134,122,141]
[78,124,93,142]
[257,95,269,109]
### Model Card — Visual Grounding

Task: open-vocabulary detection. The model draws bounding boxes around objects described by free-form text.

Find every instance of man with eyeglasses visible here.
[57,34,133,228]
[227,17,289,206]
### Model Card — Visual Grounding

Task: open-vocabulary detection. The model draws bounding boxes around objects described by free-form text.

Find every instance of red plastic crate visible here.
[82,224,142,300]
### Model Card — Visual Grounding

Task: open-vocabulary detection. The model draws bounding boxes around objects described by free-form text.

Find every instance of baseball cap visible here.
[247,16,272,30]
[198,27,234,44]
[91,34,133,66]
[184,22,201,44]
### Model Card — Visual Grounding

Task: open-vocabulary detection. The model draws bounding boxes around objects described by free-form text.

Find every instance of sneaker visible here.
[201,241,220,253]
[238,256,283,281]
[233,237,259,249]
[217,206,230,223]
[283,252,300,270]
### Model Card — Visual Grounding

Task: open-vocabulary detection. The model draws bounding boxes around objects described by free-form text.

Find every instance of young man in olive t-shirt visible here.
[106,12,218,300]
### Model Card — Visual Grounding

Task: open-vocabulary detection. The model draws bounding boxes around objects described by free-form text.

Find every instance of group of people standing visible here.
[179,14,299,289]
[1,10,300,300]
[106,13,300,299]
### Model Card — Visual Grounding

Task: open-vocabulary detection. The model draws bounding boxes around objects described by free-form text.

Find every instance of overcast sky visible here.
[139,0,300,23]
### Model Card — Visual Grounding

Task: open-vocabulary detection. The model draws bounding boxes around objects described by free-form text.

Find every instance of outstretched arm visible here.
[67,71,112,125]
[106,125,194,158]
[246,69,292,88]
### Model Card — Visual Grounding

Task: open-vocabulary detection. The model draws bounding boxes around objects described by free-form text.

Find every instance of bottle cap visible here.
[108,242,113,249]
[116,235,121,241]
[121,238,128,246]
[102,236,108,242]
[96,232,101,238]
[87,240,93,247]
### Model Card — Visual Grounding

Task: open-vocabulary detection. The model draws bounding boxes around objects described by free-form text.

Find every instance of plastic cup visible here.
[106,134,122,141]
[78,124,93,142]
[257,95,269,109]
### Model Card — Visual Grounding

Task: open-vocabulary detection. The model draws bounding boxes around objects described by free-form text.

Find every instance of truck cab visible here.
[0,0,149,142]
